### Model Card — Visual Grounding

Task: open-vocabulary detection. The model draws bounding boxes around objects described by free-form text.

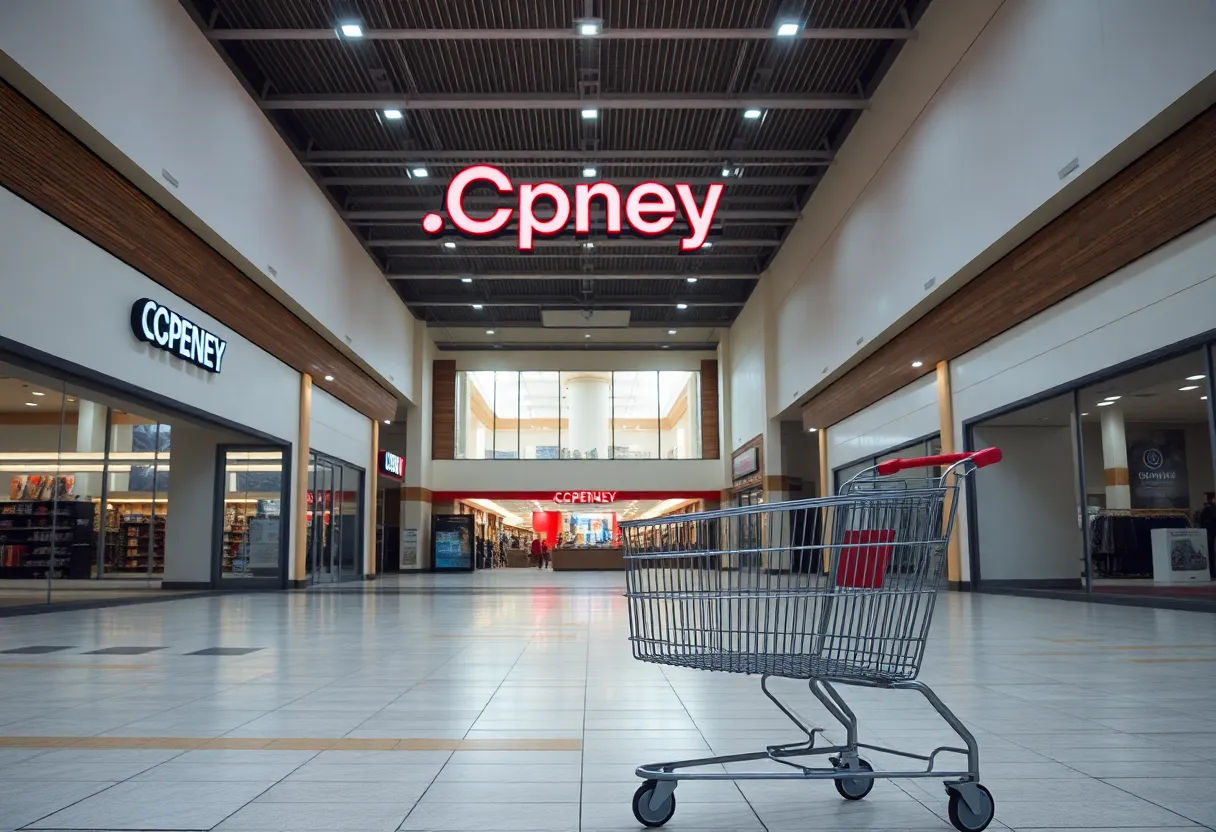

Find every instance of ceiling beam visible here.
[345,208,800,221]
[405,299,745,307]
[322,175,818,187]
[305,149,834,162]
[262,93,867,111]
[210,27,915,42]
[385,273,758,281]
[371,238,781,248]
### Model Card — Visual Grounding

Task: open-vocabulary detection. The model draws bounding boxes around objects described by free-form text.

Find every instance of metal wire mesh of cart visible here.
[621,477,959,685]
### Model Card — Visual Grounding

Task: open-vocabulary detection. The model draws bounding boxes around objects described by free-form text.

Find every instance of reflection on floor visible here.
[0,577,196,611]
[0,571,1214,832]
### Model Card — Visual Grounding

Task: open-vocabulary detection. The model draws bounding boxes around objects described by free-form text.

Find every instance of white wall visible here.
[0,0,417,402]
[953,216,1216,581]
[760,0,1216,415]
[0,189,301,448]
[971,425,1083,584]
[825,374,939,478]
[728,290,767,452]
[453,351,712,372]
[430,459,725,494]
[163,423,221,585]
[310,388,372,469]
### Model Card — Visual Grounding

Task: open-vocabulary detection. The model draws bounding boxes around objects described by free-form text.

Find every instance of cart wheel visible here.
[632,780,676,828]
[947,784,994,832]
[833,758,874,800]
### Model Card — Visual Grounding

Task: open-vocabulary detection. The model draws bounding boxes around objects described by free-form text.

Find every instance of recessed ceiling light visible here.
[721,168,732,177]
[686,277,698,283]
[582,167,597,178]
[676,303,688,310]
[911,360,924,368]
[581,108,598,120]
[66,397,75,402]
[24,402,37,407]
[1179,385,1200,391]
[583,241,594,249]
[1096,401,1114,407]
[743,109,763,120]
[461,277,473,283]
[339,22,364,38]
[584,333,591,339]
[30,391,45,396]
[324,374,335,382]
[702,241,713,248]
[383,420,391,425]
[661,345,670,349]
[808,427,818,432]
[1203,396,1209,401]
[1081,412,1089,416]
[668,330,677,335]
[411,167,429,178]
[443,241,457,249]
[382,109,404,120]
[486,329,495,335]
[1103,395,1121,401]
[1186,375,1206,381]
[578,20,601,36]
[472,304,483,310]
[776,22,801,37]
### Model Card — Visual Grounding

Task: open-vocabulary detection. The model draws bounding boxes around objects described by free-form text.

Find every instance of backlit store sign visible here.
[379,450,405,481]
[421,165,725,251]
[553,491,618,505]
[130,299,228,373]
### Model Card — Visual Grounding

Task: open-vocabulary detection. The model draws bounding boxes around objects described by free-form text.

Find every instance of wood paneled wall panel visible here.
[0,82,397,422]
[700,359,720,459]
[431,360,456,459]
[802,104,1216,430]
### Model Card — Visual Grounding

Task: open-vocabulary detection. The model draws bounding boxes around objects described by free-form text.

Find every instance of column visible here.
[401,401,430,571]
[163,423,217,588]
[291,373,312,585]
[937,361,963,585]
[74,400,107,499]
[1100,405,1131,509]
[365,420,378,578]
[564,375,610,459]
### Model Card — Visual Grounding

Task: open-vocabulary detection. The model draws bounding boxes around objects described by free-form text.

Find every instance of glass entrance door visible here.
[309,454,340,583]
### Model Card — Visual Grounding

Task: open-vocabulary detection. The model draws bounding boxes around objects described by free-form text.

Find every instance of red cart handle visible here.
[875,447,1002,476]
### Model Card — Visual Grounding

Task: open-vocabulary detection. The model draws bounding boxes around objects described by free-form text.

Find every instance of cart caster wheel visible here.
[947,784,995,832]
[833,758,874,800]
[632,780,676,828]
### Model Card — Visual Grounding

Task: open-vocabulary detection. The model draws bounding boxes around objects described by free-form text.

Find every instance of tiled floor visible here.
[0,570,1214,831]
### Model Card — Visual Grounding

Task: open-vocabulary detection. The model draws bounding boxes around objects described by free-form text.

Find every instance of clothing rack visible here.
[1088,508,1192,578]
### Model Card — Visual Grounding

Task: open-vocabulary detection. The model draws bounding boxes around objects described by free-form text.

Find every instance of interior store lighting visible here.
[640,498,691,520]
[464,497,525,527]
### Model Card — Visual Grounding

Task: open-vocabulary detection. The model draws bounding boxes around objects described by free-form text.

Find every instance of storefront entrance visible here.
[306,451,364,584]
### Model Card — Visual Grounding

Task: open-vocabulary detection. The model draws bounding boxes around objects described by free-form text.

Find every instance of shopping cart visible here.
[621,448,1002,831]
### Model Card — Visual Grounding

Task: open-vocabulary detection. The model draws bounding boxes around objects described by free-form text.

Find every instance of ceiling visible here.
[181,0,928,348]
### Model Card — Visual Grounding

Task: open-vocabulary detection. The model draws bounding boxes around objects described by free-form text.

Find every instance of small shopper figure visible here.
[1201,492,1216,579]
[541,539,551,570]
[530,536,543,568]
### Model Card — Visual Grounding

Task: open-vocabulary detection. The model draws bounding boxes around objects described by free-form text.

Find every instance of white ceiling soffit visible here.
[541,310,632,328]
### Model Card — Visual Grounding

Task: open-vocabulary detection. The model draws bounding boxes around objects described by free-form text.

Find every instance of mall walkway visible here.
[0,572,1214,831]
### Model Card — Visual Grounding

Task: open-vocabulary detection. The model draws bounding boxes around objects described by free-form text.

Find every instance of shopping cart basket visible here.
[621,448,1002,831]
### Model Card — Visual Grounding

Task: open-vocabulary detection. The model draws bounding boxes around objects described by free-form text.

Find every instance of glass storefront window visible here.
[494,372,520,459]
[612,371,659,459]
[520,371,559,459]
[659,371,702,459]
[220,449,284,581]
[456,371,495,459]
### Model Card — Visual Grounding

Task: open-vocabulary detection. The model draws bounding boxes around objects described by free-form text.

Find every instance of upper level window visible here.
[454,370,702,460]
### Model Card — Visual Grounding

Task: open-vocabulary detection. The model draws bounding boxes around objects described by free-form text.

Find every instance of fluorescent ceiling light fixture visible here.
[911,360,924,368]
[584,333,591,339]
[324,374,335,382]
[661,344,670,349]
[808,427,818,432]
[721,168,732,177]
[776,22,801,37]
[411,167,429,178]
[1081,412,1089,416]
[485,329,495,335]
[668,330,677,335]
[1180,385,1200,391]
[383,420,391,425]
[676,303,688,310]
[443,241,457,249]
[1096,401,1114,407]
[1203,396,1209,401]
[30,391,45,396]
[461,277,473,283]
[581,108,598,120]
[686,277,698,283]
[338,22,363,38]
[578,20,601,36]
[583,242,594,249]
[24,402,37,407]
[382,108,404,120]
[702,241,712,248]
[1186,374,1206,381]
[1103,395,1121,401]
[472,304,483,310]
[582,167,597,178]
[743,108,763,119]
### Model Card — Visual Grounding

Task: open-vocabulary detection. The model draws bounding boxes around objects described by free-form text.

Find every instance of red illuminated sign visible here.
[553,491,618,505]
[422,165,724,252]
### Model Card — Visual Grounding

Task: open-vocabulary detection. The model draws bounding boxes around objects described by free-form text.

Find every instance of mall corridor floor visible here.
[0,573,1214,832]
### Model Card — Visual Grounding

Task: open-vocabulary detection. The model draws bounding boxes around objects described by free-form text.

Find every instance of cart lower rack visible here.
[620,448,1002,831]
